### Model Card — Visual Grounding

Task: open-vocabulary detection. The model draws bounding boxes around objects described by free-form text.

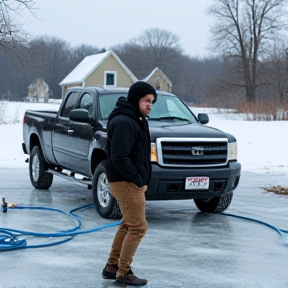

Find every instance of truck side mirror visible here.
[198,113,209,124]
[69,109,90,123]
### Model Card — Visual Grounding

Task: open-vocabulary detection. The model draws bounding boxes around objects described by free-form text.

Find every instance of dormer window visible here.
[105,71,117,86]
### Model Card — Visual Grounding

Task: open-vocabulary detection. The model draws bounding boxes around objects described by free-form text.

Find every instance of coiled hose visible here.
[0,204,121,251]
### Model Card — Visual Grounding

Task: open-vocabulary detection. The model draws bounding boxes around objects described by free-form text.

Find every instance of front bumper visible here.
[146,161,241,200]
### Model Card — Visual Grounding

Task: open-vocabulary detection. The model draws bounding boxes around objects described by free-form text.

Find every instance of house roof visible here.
[142,67,172,86]
[59,50,138,86]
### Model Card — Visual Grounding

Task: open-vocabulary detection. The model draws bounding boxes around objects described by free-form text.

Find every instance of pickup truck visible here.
[22,86,241,219]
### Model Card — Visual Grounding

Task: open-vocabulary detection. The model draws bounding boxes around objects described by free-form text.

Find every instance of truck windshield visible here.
[99,93,198,123]
[147,95,197,123]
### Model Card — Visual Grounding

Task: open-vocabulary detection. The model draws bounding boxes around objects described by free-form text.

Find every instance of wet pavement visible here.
[1,168,288,288]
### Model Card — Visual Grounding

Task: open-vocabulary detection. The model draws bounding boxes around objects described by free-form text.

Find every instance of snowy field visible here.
[0,100,287,186]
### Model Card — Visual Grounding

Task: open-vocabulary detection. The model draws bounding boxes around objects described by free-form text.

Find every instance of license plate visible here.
[185,176,209,190]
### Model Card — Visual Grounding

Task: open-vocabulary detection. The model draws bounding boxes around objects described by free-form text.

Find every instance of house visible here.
[142,67,172,93]
[59,50,138,98]
[27,78,52,103]
[59,50,172,98]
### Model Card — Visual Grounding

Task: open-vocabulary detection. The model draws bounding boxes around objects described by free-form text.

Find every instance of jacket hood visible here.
[108,96,144,124]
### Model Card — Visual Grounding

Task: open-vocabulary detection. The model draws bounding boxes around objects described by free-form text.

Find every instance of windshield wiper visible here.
[147,116,190,122]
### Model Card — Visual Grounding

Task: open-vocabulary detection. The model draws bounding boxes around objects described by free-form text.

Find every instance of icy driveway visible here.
[1,168,288,288]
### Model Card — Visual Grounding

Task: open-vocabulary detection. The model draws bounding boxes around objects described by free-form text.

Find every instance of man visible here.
[102,81,157,286]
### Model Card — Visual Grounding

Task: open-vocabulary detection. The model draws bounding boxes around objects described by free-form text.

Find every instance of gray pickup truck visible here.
[22,86,241,219]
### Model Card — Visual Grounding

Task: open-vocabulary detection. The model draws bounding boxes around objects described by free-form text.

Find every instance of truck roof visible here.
[67,86,176,97]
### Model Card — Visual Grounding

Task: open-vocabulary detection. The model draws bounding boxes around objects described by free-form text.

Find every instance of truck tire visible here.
[194,192,233,213]
[92,161,122,219]
[29,145,53,189]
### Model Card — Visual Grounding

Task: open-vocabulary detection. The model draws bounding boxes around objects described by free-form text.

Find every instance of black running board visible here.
[47,169,92,190]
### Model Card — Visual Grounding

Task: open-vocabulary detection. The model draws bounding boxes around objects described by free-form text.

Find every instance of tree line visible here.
[1,0,288,114]
[0,32,223,105]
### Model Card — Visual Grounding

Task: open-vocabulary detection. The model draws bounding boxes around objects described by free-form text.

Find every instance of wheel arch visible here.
[29,133,41,153]
[90,148,107,175]
[29,133,52,166]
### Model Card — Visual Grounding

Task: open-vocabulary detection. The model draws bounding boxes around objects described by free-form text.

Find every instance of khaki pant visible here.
[107,181,148,276]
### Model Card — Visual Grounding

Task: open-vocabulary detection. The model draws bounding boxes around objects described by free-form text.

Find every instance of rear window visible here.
[61,92,79,118]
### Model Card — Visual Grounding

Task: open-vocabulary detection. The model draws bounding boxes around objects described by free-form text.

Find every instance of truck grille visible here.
[156,137,228,167]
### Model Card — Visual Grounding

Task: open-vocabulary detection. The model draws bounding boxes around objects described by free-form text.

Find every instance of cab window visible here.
[79,93,94,117]
[61,92,79,118]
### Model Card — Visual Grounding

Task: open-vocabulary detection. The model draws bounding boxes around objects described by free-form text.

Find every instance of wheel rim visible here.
[97,172,111,208]
[32,153,40,181]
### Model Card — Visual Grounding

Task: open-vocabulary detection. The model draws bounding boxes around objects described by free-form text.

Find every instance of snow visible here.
[0,100,61,170]
[0,100,287,187]
[59,50,138,86]
[59,52,111,85]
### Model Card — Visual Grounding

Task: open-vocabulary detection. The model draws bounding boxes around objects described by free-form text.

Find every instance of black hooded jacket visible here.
[105,97,152,187]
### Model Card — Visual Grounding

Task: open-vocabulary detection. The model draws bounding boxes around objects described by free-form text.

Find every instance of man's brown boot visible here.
[115,271,147,286]
[102,264,118,279]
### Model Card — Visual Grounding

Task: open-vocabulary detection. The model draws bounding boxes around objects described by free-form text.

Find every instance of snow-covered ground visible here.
[0,100,287,186]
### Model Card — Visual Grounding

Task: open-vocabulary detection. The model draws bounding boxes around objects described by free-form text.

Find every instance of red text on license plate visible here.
[185,176,209,190]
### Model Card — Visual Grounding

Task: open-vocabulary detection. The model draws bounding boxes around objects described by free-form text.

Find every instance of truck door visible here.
[53,91,80,171]
[67,92,94,176]
[53,91,94,177]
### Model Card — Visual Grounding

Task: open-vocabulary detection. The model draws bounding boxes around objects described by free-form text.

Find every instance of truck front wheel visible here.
[29,145,53,189]
[92,161,122,219]
[194,192,233,213]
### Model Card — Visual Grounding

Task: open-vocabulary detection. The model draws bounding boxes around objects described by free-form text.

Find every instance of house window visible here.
[105,71,117,86]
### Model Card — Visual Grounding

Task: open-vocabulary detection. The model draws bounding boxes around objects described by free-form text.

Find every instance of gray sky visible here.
[22,0,214,58]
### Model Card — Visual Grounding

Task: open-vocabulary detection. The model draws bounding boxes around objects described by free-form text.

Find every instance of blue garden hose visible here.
[221,212,288,246]
[0,204,121,251]
[1,204,287,251]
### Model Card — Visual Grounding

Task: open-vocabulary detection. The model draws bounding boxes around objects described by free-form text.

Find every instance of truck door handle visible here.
[68,129,74,135]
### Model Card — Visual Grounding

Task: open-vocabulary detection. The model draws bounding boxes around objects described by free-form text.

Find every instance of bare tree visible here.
[132,28,183,71]
[113,30,223,104]
[71,44,103,68]
[27,36,74,98]
[0,0,35,50]
[0,43,33,100]
[113,43,150,80]
[208,0,288,103]
[260,40,288,105]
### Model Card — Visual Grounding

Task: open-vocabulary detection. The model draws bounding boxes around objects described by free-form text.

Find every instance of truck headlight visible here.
[151,142,158,162]
[228,142,237,161]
